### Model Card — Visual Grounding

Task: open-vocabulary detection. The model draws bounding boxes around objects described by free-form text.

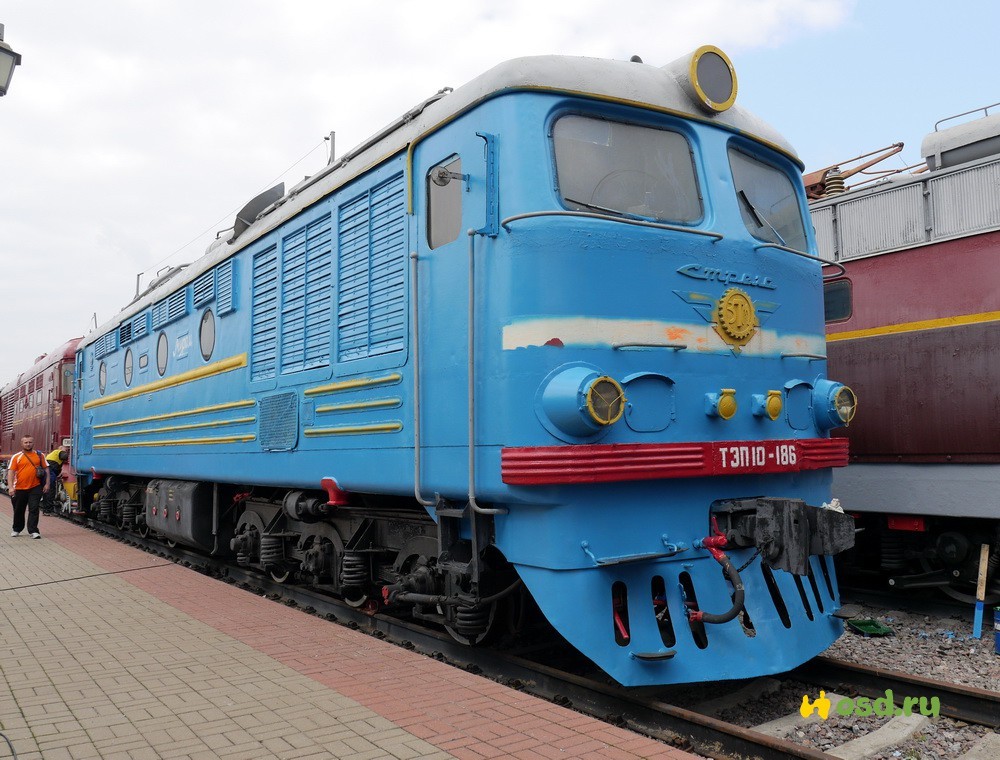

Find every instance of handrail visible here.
[613,342,687,351]
[467,230,506,516]
[935,101,1000,131]
[780,352,827,360]
[754,242,847,279]
[500,210,724,240]
[409,252,434,507]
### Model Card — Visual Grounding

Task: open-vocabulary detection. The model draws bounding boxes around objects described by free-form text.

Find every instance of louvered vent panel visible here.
[94,331,119,359]
[118,322,132,345]
[838,184,924,259]
[131,312,149,340]
[217,260,235,315]
[280,215,333,373]
[304,220,332,369]
[167,290,187,322]
[151,300,169,329]
[281,227,308,372]
[251,246,279,381]
[929,160,1000,238]
[193,270,215,307]
[811,206,836,261]
[259,392,298,451]
[337,173,405,361]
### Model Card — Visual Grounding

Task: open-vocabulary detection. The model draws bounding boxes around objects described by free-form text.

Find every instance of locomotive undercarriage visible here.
[87,478,527,644]
[846,515,1000,604]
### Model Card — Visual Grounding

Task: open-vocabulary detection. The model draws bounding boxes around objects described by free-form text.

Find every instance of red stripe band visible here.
[501,438,849,485]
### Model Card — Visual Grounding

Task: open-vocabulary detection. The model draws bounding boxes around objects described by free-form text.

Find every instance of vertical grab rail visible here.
[467,230,506,516]
[410,251,434,507]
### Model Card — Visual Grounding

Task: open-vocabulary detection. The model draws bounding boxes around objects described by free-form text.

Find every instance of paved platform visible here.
[0,498,693,760]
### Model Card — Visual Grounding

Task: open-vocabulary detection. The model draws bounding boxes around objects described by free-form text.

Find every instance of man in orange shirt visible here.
[7,435,49,539]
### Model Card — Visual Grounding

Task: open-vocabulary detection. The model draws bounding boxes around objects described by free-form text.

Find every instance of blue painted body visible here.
[75,86,847,686]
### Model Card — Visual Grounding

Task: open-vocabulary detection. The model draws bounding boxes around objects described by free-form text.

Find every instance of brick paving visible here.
[0,498,694,759]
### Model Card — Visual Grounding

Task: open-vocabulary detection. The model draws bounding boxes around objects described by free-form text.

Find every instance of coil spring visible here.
[340,553,368,588]
[236,551,250,566]
[121,503,136,526]
[259,535,283,567]
[454,605,491,637]
[98,498,113,522]
[880,532,907,571]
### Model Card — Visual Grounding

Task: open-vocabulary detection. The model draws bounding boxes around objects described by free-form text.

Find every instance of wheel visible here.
[917,556,1000,605]
[165,539,177,549]
[137,522,150,539]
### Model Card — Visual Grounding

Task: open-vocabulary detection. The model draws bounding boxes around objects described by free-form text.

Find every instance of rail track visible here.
[61,511,1000,759]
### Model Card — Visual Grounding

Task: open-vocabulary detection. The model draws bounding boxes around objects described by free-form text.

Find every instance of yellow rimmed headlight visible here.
[586,376,626,426]
[813,380,858,429]
[833,386,858,424]
[539,366,626,439]
[662,45,738,114]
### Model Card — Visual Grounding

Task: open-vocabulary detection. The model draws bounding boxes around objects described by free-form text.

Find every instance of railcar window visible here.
[99,362,107,395]
[729,148,807,252]
[823,279,852,322]
[156,332,168,376]
[427,157,463,249]
[553,115,701,223]
[62,367,73,396]
[200,309,215,361]
[138,353,149,370]
[124,349,133,386]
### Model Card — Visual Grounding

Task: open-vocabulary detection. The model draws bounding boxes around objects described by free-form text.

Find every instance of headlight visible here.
[833,386,858,424]
[586,376,626,426]
[813,380,858,429]
[539,366,625,439]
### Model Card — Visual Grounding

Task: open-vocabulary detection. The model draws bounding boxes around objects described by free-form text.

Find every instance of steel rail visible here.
[791,655,1000,728]
[57,513,1000,756]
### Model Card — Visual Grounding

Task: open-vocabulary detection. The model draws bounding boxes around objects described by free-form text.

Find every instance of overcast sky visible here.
[1,0,996,380]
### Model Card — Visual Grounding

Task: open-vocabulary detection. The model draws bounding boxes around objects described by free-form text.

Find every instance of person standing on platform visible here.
[7,435,48,539]
[42,446,69,513]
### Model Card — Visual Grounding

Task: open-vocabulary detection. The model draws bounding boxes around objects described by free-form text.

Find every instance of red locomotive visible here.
[0,338,81,496]
[810,104,1000,603]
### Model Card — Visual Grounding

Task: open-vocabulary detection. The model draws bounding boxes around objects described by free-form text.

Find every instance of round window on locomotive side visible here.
[200,309,216,361]
[124,348,134,386]
[156,332,168,377]
[98,361,107,395]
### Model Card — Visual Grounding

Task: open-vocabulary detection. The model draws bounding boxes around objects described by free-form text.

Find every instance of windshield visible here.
[729,148,807,251]
[553,115,701,223]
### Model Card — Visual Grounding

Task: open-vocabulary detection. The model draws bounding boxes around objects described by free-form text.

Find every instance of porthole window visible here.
[124,348,134,386]
[156,332,168,376]
[99,362,107,394]
[200,309,216,361]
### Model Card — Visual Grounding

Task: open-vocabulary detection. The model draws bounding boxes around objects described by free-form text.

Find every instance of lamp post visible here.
[0,24,23,97]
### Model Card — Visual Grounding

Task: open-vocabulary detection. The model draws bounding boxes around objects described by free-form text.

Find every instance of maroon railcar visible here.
[811,105,1000,603]
[1,338,81,464]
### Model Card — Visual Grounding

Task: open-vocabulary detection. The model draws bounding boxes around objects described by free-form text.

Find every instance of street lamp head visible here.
[0,24,23,97]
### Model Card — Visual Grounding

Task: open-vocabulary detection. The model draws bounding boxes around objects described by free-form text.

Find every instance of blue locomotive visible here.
[73,47,857,686]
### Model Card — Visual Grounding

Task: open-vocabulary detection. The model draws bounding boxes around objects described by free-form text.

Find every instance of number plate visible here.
[715,440,799,474]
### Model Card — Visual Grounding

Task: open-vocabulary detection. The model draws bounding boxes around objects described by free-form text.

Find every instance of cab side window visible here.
[823,279,852,322]
[427,157,462,249]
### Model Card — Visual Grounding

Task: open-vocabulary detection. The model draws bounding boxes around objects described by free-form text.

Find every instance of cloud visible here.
[0,0,855,379]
